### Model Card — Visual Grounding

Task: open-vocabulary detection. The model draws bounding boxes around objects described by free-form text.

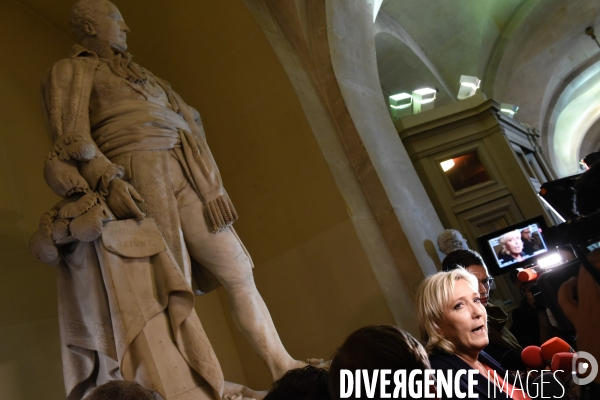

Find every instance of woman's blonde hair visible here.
[415,269,479,354]
[499,229,521,255]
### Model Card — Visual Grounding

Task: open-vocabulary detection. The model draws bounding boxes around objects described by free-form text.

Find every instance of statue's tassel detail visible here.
[204,193,238,233]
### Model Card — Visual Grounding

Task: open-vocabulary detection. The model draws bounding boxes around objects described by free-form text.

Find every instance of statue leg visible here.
[173,180,302,380]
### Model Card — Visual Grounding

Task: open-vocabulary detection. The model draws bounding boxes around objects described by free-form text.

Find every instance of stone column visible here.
[243,0,445,329]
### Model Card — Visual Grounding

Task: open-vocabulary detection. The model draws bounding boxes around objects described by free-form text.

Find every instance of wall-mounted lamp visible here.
[585,27,600,49]
[412,88,437,114]
[500,103,519,118]
[458,75,481,99]
[440,159,455,172]
[389,93,413,120]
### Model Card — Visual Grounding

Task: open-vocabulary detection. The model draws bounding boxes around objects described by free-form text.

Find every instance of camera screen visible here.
[486,223,549,269]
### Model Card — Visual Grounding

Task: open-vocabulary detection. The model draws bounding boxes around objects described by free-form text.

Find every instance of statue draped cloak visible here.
[40,45,240,399]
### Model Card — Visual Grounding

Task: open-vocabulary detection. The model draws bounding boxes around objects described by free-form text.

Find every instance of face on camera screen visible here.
[488,224,549,268]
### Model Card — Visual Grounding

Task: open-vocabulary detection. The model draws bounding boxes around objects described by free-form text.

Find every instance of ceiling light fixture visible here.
[412,88,437,114]
[500,103,519,118]
[585,27,600,49]
[458,75,481,99]
[389,93,412,109]
[389,93,413,120]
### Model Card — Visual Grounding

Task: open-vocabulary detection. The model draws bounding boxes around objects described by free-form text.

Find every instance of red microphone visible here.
[541,337,574,365]
[521,345,545,370]
[551,352,575,380]
[518,268,539,282]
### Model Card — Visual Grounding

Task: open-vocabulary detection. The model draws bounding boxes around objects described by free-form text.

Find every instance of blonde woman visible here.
[416,269,527,400]
[442,250,523,365]
[498,230,525,263]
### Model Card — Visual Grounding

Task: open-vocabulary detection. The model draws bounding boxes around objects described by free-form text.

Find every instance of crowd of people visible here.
[82,166,600,400]
[87,247,600,399]
[257,159,600,400]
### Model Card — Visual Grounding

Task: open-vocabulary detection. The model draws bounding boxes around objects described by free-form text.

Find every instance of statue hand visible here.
[106,178,145,221]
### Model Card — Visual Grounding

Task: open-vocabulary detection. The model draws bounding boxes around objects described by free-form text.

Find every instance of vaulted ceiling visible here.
[375,0,600,176]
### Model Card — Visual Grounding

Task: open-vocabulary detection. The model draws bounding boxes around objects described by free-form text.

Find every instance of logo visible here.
[338,369,479,398]
[572,351,599,385]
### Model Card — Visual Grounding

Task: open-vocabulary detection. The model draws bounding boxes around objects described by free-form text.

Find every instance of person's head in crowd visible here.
[416,269,488,357]
[85,380,162,400]
[509,268,525,293]
[328,325,429,399]
[437,229,469,255]
[499,230,524,261]
[574,160,600,216]
[509,269,537,308]
[582,151,600,170]
[521,227,531,242]
[264,365,330,400]
[442,249,493,307]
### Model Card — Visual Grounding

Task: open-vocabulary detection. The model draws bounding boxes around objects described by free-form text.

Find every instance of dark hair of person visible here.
[574,160,600,216]
[85,380,160,400]
[264,365,330,400]
[583,152,600,168]
[441,249,485,271]
[328,325,429,400]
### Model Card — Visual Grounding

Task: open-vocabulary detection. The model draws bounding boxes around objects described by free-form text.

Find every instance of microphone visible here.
[518,268,540,283]
[551,352,575,381]
[521,346,545,370]
[541,337,574,365]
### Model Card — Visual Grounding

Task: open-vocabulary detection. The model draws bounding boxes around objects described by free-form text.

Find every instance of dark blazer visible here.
[498,252,525,265]
[429,350,519,400]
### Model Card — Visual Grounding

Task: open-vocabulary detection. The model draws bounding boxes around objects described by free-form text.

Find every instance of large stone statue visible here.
[29,1,301,399]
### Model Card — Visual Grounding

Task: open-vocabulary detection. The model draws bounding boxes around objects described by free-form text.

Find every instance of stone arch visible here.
[551,76,600,175]
[579,117,600,159]
[243,0,445,331]
[544,56,600,175]
[489,0,600,175]
[483,0,540,96]
[374,11,455,102]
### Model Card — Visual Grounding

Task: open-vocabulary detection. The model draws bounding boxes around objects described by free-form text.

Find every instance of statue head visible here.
[437,229,469,255]
[70,0,129,52]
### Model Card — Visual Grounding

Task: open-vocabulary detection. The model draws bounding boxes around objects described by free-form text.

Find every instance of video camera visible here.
[475,174,600,335]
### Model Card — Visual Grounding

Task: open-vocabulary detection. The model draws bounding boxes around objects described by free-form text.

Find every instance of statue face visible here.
[90,1,130,52]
